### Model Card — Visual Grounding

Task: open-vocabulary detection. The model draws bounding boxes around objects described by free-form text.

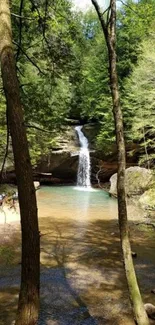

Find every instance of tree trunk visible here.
[0,1,40,324]
[92,1,150,324]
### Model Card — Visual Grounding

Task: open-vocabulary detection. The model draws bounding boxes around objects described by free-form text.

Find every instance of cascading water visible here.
[75,126,91,188]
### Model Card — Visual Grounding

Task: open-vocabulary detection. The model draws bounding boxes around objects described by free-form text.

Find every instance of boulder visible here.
[139,188,155,210]
[109,167,153,197]
[82,123,99,149]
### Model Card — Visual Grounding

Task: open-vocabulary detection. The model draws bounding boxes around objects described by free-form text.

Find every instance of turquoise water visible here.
[37,186,117,222]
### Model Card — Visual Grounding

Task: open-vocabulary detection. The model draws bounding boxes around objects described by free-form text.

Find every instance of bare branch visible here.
[96,166,103,189]
[13,41,46,75]
[11,13,35,20]
[91,0,108,38]
[118,0,144,18]
[25,124,53,133]
[101,5,111,26]
[102,5,110,16]
[19,83,32,88]
[136,222,155,228]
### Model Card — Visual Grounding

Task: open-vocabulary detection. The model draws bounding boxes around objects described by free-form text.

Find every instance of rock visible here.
[35,126,79,183]
[144,303,155,319]
[82,123,99,148]
[34,181,40,190]
[64,118,80,125]
[36,151,78,183]
[139,188,155,210]
[109,167,153,197]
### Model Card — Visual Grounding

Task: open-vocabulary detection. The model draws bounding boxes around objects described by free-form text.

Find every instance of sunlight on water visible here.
[73,186,98,192]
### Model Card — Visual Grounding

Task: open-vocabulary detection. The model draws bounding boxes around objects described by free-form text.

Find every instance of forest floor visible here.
[0,192,155,325]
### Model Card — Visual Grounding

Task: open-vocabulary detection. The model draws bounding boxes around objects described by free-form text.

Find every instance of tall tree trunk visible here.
[92,1,150,324]
[0,1,40,324]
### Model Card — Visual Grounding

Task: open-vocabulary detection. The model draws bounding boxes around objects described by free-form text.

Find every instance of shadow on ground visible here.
[0,217,155,325]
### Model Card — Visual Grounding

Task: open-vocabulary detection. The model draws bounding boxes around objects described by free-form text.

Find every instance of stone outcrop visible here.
[35,124,134,184]
[35,126,79,183]
[109,167,153,197]
[1,123,147,185]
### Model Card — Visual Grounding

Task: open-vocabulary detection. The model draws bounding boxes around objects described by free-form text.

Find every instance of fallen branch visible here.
[136,222,155,229]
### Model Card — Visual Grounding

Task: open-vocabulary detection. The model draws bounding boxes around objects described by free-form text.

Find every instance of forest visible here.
[0,0,155,325]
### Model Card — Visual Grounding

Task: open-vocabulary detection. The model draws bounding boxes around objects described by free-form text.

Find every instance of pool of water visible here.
[37,186,117,222]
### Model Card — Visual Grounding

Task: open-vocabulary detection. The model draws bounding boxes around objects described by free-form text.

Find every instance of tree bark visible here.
[0,1,40,324]
[92,1,150,324]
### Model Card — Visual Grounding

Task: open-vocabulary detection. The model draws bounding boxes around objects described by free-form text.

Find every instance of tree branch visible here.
[96,166,103,189]
[25,124,53,133]
[13,41,46,75]
[11,12,35,20]
[91,0,108,38]
[136,222,155,228]
[118,0,144,19]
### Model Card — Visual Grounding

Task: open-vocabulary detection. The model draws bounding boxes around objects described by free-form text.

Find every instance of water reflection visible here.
[74,187,91,222]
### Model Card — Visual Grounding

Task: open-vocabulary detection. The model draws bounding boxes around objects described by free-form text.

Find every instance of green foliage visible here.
[117,0,155,82]
[123,37,155,166]
[0,0,155,168]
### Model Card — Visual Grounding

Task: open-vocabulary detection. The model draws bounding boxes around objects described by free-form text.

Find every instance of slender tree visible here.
[0,1,40,324]
[91,0,150,324]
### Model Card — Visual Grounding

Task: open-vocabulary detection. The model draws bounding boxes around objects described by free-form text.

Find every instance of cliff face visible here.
[35,125,79,184]
[2,123,139,185]
[34,123,138,184]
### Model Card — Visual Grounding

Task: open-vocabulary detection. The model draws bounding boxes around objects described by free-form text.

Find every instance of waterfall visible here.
[75,126,91,188]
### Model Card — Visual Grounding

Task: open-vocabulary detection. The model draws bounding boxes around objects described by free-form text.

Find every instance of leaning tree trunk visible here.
[92,0,150,324]
[0,1,40,324]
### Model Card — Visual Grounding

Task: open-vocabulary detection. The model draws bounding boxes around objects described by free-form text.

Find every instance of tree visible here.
[123,38,155,167]
[0,1,40,324]
[91,0,150,324]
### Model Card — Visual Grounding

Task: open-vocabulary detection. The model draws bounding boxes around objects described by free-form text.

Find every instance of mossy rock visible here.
[139,188,155,209]
[110,167,153,197]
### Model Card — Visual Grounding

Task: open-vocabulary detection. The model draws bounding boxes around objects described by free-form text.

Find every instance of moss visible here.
[139,188,155,208]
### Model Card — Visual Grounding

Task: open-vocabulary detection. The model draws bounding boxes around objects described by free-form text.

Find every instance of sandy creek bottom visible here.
[0,186,155,325]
